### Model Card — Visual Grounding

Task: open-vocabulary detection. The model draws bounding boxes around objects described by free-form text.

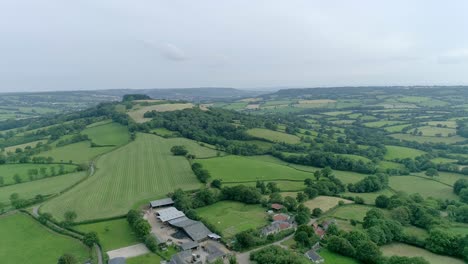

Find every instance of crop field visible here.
[0,213,89,264]
[390,133,466,144]
[0,163,77,185]
[35,141,114,164]
[409,126,456,137]
[381,243,464,264]
[304,196,353,212]
[42,133,201,221]
[4,139,48,152]
[343,189,394,205]
[384,145,426,160]
[196,201,268,238]
[82,122,130,146]
[198,155,315,183]
[246,128,300,144]
[128,103,194,123]
[331,204,375,222]
[0,171,86,204]
[75,218,139,251]
[389,176,458,200]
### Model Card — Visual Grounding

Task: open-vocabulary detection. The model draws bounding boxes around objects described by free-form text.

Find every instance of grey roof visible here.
[182,221,212,241]
[108,257,126,264]
[180,241,199,251]
[205,243,226,263]
[156,207,185,222]
[169,250,192,264]
[305,250,323,262]
[150,197,174,207]
[169,216,198,228]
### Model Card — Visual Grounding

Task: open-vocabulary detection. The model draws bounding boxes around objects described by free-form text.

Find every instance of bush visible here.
[170,145,188,156]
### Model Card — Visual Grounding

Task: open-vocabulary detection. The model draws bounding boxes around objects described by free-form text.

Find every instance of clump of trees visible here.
[127,209,151,239]
[347,173,388,193]
[250,245,309,264]
[191,163,211,183]
[170,145,188,156]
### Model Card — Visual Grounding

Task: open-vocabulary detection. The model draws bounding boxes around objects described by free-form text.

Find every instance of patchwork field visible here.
[42,134,201,221]
[384,145,426,160]
[0,171,87,204]
[383,124,411,133]
[413,171,467,186]
[82,122,130,146]
[75,218,139,251]
[35,141,114,164]
[196,201,268,238]
[0,213,89,264]
[0,163,77,185]
[390,133,466,144]
[128,103,194,123]
[381,243,465,264]
[246,128,300,144]
[363,120,404,128]
[304,196,353,212]
[409,126,456,137]
[389,176,458,200]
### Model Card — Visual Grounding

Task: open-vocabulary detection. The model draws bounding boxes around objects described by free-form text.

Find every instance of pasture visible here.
[195,201,268,238]
[413,171,467,186]
[35,141,114,164]
[0,213,89,264]
[388,176,458,200]
[198,155,314,183]
[0,163,77,185]
[164,137,219,158]
[42,134,201,221]
[82,122,130,146]
[0,171,86,204]
[319,249,360,264]
[363,120,404,128]
[246,128,300,144]
[384,145,426,160]
[339,154,371,163]
[381,243,465,264]
[383,124,411,133]
[390,133,466,144]
[128,103,194,123]
[409,126,456,137]
[426,120,457,128]
[75,218,139,251]
[343,189,394,205]
[378,161,406,171]
[4,139,47,152]
[127,253,163,264]
[330,204,375,222]
[304,196,353,212]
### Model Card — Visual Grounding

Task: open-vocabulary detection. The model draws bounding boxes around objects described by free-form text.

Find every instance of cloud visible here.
[159,43,188,61]
[437,49,468,64]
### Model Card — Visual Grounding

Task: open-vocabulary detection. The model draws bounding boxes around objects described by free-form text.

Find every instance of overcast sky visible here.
[1,1,468,92]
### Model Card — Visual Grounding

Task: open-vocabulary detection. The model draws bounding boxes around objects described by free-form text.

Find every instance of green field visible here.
[343,189,394,205]
[319,249,360,264]
[389,176,458,200]
[409,126,456,137]
[127,253,163,264]
[196,201,268,238]
[304,196,353,212]
[0,171,87,204]
[75,218,139,251]
[413,171,467,186]
[164,137,219,158]
[363,120,404,128]
[35,141,114,164]
[430,157,457,164]
[151,127,177,137]
[128,103,194,123]
[426,121,457,128]
[198,155,315,183]
[378,161,406,170]
[384,145,426,160]
[246,128,300,144]
[383,124,411,133]
[339,154,372,163]
[82,122,130,146]
[390,133,466,144]
[0,163,77,185]
[4,139,48,152]
[0,213,89,264]
[42,134,201,221]
[381,243,464,264]
[331,204,375,222]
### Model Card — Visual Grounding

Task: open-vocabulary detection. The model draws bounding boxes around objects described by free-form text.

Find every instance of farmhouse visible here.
[150,197,174,208]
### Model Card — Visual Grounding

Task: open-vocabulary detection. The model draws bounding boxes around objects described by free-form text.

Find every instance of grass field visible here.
[127,253,163,264]
[430,157,457,164]
[331,204,375,222]
[403,226,429,240]
[384,145,426,160]
[246,128,300,144]
[426,121,457,128]
[339,154,372,163]
[381,243,464,264]
[378,161,406,170]
[413,171,467,186]
[128,103,193,123]
[196,201,268,238]
[390,133,466,144]
[383,124,411,133]
[0,163,76,185]
[319,249,360,264]
[35,141,114,164]
[304,196,353,212]
[409,126,456,137]
[82,122,130,146]
[198,155,315,183]
[4,139,47,152]
[75,218,139,251]
[42,134,201,221]
[389,176,458,200]
[164,137,219,158]
[151,127,177,137]
[343,189,394,205]
[363,120,404,128]
[0,171,86,204]
[0,213,89,264]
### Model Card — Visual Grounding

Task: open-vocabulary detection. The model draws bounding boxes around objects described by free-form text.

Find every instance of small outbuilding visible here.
[179,241,199,251]
[150,198,174,208]
[304,250,324,264]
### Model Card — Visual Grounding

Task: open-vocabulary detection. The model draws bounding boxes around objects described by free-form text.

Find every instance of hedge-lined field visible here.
[384,145,426,160]
[82,122,130,146]
[0,163,77,185]
[381,243,464,264]
[246,128,300,144]
[0,213,89,264]
[389,176,458,200]
[34,141,114,164]
[0,171,86,204]
[42,133,201,221]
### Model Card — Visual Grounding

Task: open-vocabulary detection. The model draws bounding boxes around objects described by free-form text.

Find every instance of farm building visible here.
[169,250,201,264]
[156,207,185,222]
[182,221,212,242]
[304,250,324,264]
[179,241,199,251]
[150,197,174,208]
[261,220,293,236]
[272,213,289,222]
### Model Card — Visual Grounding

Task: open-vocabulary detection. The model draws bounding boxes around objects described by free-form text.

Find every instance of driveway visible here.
[107,243,149,259]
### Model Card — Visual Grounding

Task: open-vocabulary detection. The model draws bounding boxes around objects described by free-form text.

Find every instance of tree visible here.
[312,208,323,217]
[296,192,307,203]
[283,196,298,211]
[64,211,77,223]
[38,213,53,224]
[40,167,47,177]
[391,207,411,226]
[314,171,321,181]
[304,187,318,199]
[127,209,140,225]
[460,188,468,203]
[327,235,355,256]
[0,202,5,213]
[144,234,159,252]
[0,176,3,186]
[133,218,151,238]
[57,254,77,264]
[13,174,22,183]
[425,168,439,177]
[354,196,365,204]
[454,179,468,194]
[83,232,99,247]
[211,179,222,189]
[294,231,310,247]
[375,195,390,208]
[170,145,188,156]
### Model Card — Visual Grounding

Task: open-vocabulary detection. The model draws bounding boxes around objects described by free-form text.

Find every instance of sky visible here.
[1,1,468,92]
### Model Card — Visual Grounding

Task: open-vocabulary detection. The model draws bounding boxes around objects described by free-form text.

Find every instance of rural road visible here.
[235,234,294,264]
[94,244,103,264]
[32,205,40,217]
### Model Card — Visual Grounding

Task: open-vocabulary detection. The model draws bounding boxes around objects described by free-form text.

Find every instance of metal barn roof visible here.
[156,207,185,222]
[150,198,174,208]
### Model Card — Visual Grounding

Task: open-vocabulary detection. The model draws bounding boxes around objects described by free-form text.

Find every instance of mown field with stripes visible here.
[42,133,204,221]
